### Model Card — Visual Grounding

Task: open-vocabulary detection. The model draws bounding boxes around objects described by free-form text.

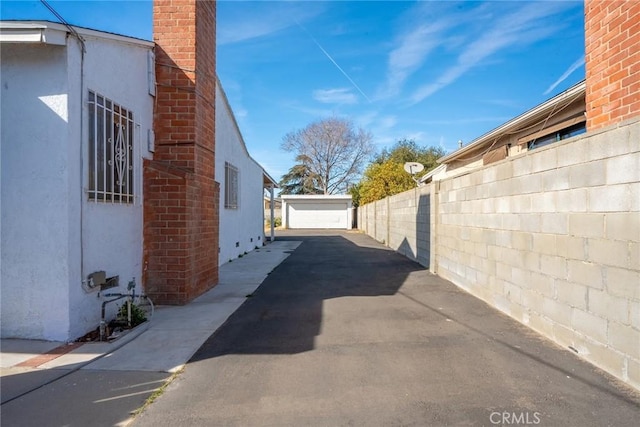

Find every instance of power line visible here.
[40,0,86,52]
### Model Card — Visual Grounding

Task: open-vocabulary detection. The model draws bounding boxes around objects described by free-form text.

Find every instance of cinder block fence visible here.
[358,118,640,391]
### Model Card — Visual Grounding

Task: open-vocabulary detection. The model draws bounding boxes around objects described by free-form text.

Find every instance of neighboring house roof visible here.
[418,164,446,184]
[435,80,586,166]
[0,20,154,47]
[216,76,278,188]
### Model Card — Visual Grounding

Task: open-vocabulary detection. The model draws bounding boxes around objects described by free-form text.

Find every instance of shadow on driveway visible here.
[191,231,421,357]
[135,230,640,426]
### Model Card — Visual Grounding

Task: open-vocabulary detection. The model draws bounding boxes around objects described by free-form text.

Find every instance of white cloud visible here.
[299,23,372,103]
[313,88,358,105]
[544,55,585,95]
[358,112,400,146]
[354,111,396,132]
[483,98,524,110]
[234,107,248,119]
[249,150,296,182]
[218,3,324,45]
[379,20,451,99]
[404,131,426,142]
[416,116,511,125]
[281,101,335,118]
[354,111,378,128]
[411,2,573,104]
[379,115,398,129]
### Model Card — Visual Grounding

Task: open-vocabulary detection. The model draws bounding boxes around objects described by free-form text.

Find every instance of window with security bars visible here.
[225,162,239,209]
[88,90,135,203]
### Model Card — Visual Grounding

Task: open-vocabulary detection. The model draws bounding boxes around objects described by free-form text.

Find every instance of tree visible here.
[348,182,362,207]
[374,138,444,168]
[278,155,323,195]
[281,117,375,194]
[355,139,446,205]
[358,162,415,205]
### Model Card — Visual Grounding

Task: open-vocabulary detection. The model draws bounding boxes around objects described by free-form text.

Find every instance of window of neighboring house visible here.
[225,162,239,209]
[88,90,135,203]
[527,122,586,151]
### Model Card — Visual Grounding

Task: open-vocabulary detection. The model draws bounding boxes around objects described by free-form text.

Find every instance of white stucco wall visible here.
[1,43,72,340]
[215,82,266,266]
[1,27,154,341]
[72,34,154,340]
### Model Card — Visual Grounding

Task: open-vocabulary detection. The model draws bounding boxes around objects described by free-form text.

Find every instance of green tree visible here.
[358,162,415,205]
[281,117,375,194]
[348,182,362,207]
[278,155,323,195]
[355,139,445,205]
[374,138,444,168]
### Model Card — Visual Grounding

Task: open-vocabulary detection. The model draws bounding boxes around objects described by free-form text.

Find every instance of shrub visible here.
[118,301,147,327]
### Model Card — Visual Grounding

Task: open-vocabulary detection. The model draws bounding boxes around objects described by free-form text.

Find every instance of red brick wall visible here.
[144,0,218,305]
[585,0,640,130]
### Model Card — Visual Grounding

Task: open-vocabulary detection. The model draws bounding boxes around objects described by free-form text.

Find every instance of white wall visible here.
[1,43,72,340]
[0,33,154,341]
[72,35,154,340]
[215,82,266,265]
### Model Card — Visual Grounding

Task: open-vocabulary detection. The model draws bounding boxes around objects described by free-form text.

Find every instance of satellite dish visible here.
[404,162,424,174]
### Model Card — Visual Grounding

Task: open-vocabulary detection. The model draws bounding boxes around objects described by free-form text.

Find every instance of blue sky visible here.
[2,1,586,181]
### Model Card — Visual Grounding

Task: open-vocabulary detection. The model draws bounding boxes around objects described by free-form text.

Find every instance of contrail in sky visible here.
[544,55,585,95]
[296,21,373,104]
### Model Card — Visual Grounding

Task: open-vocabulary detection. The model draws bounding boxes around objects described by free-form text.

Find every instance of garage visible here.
[281,195,353,229]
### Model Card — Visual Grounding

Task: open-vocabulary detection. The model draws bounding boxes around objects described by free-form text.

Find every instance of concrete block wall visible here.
[374,198,388,244]
[435,118,640,390]
[358,186,431,268]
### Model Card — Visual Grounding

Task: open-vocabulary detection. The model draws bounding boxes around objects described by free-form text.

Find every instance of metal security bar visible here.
[88,90,134,203]
[225,162,239,209]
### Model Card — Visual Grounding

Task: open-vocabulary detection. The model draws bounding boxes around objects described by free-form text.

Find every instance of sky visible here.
[1,0,586,182]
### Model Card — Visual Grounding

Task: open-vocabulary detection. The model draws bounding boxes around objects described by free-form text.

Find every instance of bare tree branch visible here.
[281,117,374,194]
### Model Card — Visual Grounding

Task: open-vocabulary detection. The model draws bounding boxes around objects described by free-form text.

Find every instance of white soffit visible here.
[0,24,67,45]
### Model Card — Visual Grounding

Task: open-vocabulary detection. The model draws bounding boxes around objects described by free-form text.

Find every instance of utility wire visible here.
[40,0,86,52]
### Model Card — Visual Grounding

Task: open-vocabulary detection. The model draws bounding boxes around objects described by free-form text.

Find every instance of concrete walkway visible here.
[0,240,300,426]
[133,230,640,427]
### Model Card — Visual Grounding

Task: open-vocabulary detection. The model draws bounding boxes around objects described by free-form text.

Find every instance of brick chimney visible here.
[143,0,219,304]
[585,0,640,130]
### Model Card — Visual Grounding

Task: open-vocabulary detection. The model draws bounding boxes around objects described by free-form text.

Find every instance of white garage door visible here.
[288,202,348,229]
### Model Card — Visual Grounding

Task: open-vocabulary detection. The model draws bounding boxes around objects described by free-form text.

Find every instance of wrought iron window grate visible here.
[88,90,135,203]
[225,162,239,209]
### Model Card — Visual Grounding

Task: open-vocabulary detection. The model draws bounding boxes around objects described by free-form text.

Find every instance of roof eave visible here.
[0,20,154,47]
[0,23,66,45]
[437,80,586,164]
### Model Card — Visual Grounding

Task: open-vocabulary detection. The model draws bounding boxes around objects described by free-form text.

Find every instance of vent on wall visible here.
[87,271,106,291]
[86,271,119,292]
[103,275,119,291]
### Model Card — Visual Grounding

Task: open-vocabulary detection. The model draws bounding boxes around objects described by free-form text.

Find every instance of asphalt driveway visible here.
[134,230,640,426]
